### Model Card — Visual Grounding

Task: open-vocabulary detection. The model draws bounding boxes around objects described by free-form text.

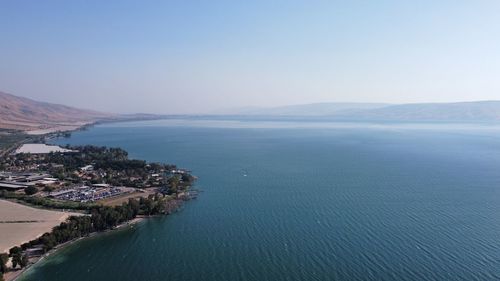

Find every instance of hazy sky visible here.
[1,1,500,114]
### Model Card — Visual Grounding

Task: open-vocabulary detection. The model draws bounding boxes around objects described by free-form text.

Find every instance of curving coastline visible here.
[6,216,146,281]
[0,127,196,281]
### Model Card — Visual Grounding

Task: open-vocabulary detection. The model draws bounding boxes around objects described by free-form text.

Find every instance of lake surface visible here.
[20,119,500,281]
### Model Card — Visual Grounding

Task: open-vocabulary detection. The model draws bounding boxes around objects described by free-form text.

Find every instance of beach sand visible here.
[25,123,91,135]
[0,199,80,253]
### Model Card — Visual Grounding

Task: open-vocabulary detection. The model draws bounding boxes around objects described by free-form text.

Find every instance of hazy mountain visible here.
[219,101,500,122]
[211,106,264,115]
[3,89,500,132]
[0,91,113,131]
[344,101,500,122]
[222,103,391,116]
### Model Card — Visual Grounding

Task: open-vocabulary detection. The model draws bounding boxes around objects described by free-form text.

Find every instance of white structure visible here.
[80,165,94,172]
[16,144,76,154]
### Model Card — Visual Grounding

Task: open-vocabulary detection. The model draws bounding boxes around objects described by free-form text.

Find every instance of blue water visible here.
[20,119,500,280]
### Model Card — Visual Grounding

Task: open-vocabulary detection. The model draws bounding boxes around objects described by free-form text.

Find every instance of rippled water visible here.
[20,120,500,280]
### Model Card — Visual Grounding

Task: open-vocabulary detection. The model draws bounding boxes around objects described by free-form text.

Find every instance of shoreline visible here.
[1,115,169,157]
[0,199,82,254]
[7,216,146,281]
[1,118,196,281]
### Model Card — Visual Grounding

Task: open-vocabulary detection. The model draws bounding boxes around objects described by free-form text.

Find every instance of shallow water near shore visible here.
[20,119,500,280]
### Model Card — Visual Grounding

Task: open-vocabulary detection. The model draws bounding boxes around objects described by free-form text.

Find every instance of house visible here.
[80,165,94,172]
[92,183,110,188]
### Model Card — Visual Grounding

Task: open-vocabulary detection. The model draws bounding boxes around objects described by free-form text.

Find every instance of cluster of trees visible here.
[162,174,195,195]
[4,145,182,188]
[49,145,177,173]
[8,247,28,269]
[47,145,130,171]
[0,194,183,280]
[15,196,179,255]
[0,247,28,281]
[0,195,184,280]
[1,144,196,192]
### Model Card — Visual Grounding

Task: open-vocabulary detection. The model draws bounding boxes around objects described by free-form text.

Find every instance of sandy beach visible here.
[25,122,92,135]
[0,199,80,253]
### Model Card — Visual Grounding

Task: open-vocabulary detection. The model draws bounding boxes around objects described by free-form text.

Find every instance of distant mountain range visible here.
[222,101,500,122]
[217,103,390,116]
[343,101,500,122]
[2,90,500,132]
[0,91,112,131]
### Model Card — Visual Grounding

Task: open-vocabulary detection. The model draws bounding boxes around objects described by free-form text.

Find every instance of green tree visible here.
[11,253,20,269]
[0,253,8,274]
[181,173,194,184]
[8,247,20,257]
[167,176,180,194]
[24,186,38,195]
[20,255,29,268]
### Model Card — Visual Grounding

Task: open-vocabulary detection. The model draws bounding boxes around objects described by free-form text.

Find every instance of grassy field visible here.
[100,189,156,207]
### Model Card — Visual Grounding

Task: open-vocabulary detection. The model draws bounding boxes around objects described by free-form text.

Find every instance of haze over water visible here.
[21,119,500,281]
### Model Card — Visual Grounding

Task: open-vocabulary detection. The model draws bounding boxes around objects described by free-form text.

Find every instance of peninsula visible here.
[0,142,196,281]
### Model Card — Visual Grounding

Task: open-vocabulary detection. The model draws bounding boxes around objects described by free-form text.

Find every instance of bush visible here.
[24,186,38,195]
[43,186,55,192]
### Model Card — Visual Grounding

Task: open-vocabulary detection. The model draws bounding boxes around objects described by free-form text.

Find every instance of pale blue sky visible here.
[1,1,500,114]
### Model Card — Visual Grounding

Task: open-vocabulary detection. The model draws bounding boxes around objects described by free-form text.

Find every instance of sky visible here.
[1,0,500,114]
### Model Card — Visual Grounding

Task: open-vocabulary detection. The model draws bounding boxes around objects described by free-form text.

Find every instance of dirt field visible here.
[100,189,157,207]
[0,200,80,253]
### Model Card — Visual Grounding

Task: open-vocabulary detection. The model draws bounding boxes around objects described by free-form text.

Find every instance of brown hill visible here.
[0,91,113,132]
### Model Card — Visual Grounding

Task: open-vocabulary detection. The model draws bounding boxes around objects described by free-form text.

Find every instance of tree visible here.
[0,253,8,274]
[181,173,193,184]
[10,247,28,268]
[11,253,20,269]
[128,198,140,216]
[167,176,180,194]
[8,247,20,257]
[20,255,29,268]
[24,186,38,195]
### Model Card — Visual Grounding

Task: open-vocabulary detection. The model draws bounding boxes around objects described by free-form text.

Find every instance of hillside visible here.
[222,101,500,122]
[220,103,390,116]
[0,91,113,132]
[339,101,500,122]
